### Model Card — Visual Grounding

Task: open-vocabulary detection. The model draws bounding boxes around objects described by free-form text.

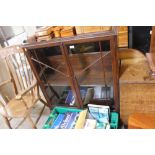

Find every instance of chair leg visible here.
[39,98,49,108]
[2,116,12,129]
[15,117,27,129]
[35,104,45,125]
[26,115,37,129]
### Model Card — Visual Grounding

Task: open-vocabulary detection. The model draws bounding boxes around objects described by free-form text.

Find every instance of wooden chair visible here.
[0,46,48,129]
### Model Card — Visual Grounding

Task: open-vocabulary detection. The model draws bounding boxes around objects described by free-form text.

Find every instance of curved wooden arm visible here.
[15,82,37,100]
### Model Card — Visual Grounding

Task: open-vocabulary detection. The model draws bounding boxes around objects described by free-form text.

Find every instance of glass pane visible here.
[66,40,114,109]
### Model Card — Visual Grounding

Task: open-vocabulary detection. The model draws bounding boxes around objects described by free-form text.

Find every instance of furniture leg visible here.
[2,116,12,129]
[39,98,49,107]
[35,104,45,125]
[26,114,37,129]
[15,117,27,129]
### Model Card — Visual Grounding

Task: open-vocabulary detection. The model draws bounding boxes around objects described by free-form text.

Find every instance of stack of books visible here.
[35,26,54,42]
[51,112,79,129]
[49,104,111,129]
[86,104,110,129]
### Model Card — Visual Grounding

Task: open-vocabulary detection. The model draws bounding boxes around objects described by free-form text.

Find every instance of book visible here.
[35,26,53,37]
[65,91,75,106]
[66,112,79,129]
[96,122,107,129]
[65,89,87,106]
[59,112,73,129]
[88,104,110,124]
[58,112,80,129]
[106,123,110,129]
[83,88,94,105]
[84,119,97,129]
[51,114,65,129]
[75,110,88,129]
[96,122,110,129]
[37,35,52,42]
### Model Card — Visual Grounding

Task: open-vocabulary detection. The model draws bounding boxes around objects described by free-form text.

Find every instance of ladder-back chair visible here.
[0,46,48,129]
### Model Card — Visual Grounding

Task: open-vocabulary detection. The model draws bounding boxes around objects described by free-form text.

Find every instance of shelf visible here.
[32,52,113,86]
[46,71,113,86]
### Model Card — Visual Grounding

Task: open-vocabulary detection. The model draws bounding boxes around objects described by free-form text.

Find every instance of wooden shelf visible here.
[46,71,113,86]
[32,52,113,86]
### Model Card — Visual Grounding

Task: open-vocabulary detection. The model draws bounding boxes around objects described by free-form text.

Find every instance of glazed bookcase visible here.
[21,28,119,112]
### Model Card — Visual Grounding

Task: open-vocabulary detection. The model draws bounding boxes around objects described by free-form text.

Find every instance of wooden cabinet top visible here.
[21,30,117,50]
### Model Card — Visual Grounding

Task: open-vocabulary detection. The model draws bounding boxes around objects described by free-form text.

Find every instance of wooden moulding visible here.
[22,30,116,50]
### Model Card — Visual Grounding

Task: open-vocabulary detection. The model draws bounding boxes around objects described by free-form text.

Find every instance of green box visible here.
[43,107,119,129]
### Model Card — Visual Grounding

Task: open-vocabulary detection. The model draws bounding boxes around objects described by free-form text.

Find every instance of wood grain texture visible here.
[75,26,112,34]
[117,26,128,47]
[120,49,155,125]
[60,26,75,37]
[128,113,155,129]
[120,83,155,125]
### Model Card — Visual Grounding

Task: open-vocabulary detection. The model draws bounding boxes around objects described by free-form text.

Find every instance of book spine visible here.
[66,113,79,129]
[51,114,65,129]
[65,91,75,105]
[59,113,72,129]
[75,110,88,129]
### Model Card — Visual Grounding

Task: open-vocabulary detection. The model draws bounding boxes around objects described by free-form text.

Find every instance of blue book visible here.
[59,112,73,129]
[51,114,65,129]
[66,112,79,129]
[65,90,87,105]
[65,91,75,105]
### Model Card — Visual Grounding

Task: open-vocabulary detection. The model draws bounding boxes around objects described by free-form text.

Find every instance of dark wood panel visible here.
[47,52,112,73]
[46,70,113,86]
